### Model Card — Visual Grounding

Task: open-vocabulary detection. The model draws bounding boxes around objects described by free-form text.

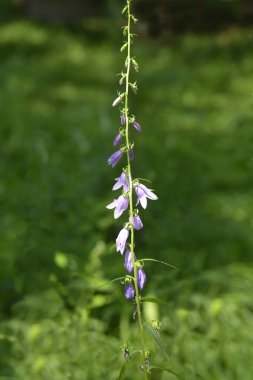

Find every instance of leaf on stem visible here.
[141,297,170,307]
[129,349,141,359]
[118,362,127,380]
[144,324,170,361]
[96,277,126,290]
[141,258,177,269]
[150,366,184,379]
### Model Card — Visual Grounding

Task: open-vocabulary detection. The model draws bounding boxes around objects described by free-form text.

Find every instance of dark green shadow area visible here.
[0,20,253,380]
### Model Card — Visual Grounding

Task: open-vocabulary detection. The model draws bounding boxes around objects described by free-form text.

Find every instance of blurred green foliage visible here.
[0,19,253,379]
[2,0,253,34]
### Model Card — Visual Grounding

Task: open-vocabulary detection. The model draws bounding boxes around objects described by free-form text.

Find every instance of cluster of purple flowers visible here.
[107,111,141,168]
[106,113,158,300]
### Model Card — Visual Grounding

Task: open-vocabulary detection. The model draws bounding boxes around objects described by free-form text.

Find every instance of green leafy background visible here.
[0,16,253,380]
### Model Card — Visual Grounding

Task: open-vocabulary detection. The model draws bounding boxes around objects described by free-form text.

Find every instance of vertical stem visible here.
[124,1,148,379]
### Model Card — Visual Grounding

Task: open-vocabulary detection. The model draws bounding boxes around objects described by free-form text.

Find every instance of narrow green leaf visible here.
[118,362,126,380]
[150,366,184,379]
[96,277,125,290]
[129,349,141,359]
[142,258,177,269]
[144,324,170,361]
[135,177,151,183]
[141,297,169,307]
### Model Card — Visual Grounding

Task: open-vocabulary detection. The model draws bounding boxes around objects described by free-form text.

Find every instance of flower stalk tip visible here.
[106,2,158,377]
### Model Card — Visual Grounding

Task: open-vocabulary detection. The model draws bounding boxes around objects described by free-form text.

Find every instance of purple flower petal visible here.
[134,185,147,209]
[124,284,135,300]
[116,228,129,254]
[134,183,158,209]
[106,199,117,209]
[114,133,122,146]
[133,215,143,230]
[133,121,142,133]
[121,114,126,125]
[114,195,129,219]
[124,249,134,273]
[112,96,122,107]
[129,148,134,161]
[138,184,158,200]
[137,269,146,290]
[107,194,129,218]
[112,172,129,192]
[107,150,123,168]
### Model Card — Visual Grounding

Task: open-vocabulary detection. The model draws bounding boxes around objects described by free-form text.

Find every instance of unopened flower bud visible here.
[137,268,146,290]
[116,228,129,254]
[124,283,135,300]
[107,150,123,167]
[113,133,122,146]
[120,42,128,52]
[133,214,143,230]
[124,249,135,273]
[133,121,142,132]
[121,341,130,360]
[112,94,124,107]
[132,58,139,72]
[152,319,161,335]
[129,148,134,161]
[121,114,126,125]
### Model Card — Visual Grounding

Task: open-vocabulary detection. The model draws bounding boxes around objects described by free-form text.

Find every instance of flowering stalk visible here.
[124,3,148,378]
[107,1,158,378]
[124,3,149,379]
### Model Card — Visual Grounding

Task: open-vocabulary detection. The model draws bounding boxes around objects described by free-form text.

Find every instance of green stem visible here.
[124,1,148,379]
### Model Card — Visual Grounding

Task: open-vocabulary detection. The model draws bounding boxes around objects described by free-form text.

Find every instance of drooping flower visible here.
[116,228,129,254]
[106,198,117,211]
[114,133,123,146]
[134,183,158,209]
[132,121,142,132]
[107,150,123,167]
[124,249,134,273]
[129,148,134,161]
[133,214,143,230]
[121,114,126,125]
[106,194,129,219]
[113,172,129,192]
[137,268,146,290]
[124,283,135,300]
